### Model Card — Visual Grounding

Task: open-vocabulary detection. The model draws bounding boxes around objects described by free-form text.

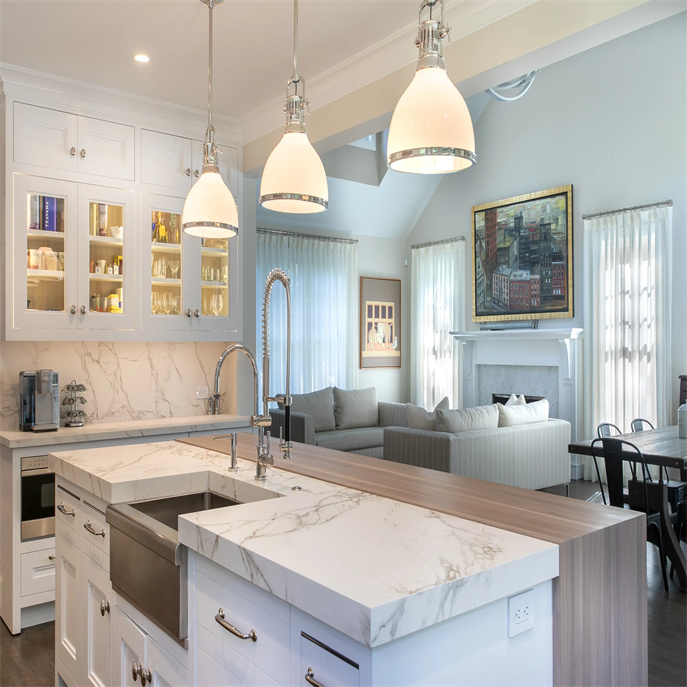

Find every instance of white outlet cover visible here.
[196,386,209,400]
[508,589,535,637]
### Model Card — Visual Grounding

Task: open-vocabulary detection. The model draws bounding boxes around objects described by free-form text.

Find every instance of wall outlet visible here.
[508,589,535,637]
[196,386,209,400]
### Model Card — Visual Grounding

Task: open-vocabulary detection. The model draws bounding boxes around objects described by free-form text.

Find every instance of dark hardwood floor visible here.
[1,480,685,687]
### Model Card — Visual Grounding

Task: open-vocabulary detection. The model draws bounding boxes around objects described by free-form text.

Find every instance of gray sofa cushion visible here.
[316,427,384,452]
[333,387,378,430]
[406,397,449,430]
[436,404,499,433]
[279,387,336,432]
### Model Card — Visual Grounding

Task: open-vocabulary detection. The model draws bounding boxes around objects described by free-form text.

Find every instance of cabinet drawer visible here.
[195,559,290,685]
[20,547,56,596]
[56,485,81,531]
[196,644,279,687]
[298,632,360,687]
[81,500,110,565]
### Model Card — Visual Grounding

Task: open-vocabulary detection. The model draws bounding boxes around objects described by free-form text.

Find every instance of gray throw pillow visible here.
[333,387,378,430]
[406,397,450,431]
[436,404,499,433]
[278,387,335,433]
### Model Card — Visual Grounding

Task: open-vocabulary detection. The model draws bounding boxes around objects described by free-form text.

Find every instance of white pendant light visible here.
[387,0,476,175]
[259,0,328,214]
[183,0,238,238]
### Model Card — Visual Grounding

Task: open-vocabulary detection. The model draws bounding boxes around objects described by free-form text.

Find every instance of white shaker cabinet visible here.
[14,102,134,181]
[83,551,113,687]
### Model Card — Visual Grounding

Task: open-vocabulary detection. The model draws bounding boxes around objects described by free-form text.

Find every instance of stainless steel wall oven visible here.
[21,456,55,541]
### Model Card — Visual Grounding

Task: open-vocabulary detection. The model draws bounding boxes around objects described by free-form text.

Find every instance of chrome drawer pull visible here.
[100,599,110,616]
[215,608,257,642]
[83,520,105,537]
[57,503,75,517]
[48,554,56,561]
[306,667,325,687]
[132,662,138,681]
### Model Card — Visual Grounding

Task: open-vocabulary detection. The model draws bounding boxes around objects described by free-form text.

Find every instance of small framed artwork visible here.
[472,185,573,322]
[360,277,401,369]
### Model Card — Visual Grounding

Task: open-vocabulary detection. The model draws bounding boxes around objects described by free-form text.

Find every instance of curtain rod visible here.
[257,228,358,245]
[582,199,672,220]
[412,236,465,250]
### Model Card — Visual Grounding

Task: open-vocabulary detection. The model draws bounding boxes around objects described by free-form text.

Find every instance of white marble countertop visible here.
[0,414,251,449]
[49,440,559,648]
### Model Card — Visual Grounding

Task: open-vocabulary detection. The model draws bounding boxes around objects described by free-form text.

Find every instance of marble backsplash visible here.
[0,341,239,430]
[477,364,559,418]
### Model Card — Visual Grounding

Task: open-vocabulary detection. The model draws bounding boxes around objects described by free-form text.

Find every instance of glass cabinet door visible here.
[78,185,135,331]
[13,175,77,330]
[199,238,229,320]
[141,194,188,331]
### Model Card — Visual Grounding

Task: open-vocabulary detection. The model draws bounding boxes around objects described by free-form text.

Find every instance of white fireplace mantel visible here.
[450,328,584,447]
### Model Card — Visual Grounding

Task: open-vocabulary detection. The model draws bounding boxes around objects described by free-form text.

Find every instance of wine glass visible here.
[202,293,209,315]
[171,294,180,315]
[168,260,180,280]
[151,291,160,314]
[211,292,223,317]
[162,292,173,315]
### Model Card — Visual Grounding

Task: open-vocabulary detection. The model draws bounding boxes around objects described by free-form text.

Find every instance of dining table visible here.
[569,425,687,592]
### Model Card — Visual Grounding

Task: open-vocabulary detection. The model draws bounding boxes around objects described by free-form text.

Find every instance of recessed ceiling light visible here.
[134,54,150,63]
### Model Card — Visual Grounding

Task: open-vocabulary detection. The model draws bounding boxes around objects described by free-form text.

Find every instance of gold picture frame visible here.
[360,277,401,369]
[472,185,573,322]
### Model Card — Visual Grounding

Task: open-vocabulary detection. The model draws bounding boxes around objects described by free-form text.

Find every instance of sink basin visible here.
[129,491,240,531]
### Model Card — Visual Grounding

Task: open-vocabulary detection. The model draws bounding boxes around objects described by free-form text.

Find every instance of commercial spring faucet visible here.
[261,268,292,460]
[210,343,273,480]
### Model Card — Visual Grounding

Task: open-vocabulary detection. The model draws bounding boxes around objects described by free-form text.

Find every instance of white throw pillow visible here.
[406,397,450,431]
[436,404,499,433]
[498,399,549,427]
[505,393,526,406]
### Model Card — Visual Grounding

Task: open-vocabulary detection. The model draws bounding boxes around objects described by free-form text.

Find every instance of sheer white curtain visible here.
[582,204,672,479]
[256,230,358,397]
[411,240,465,409]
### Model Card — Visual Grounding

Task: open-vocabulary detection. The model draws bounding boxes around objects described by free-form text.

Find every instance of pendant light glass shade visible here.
[260,132,328,213]
[182,168,238,237]
[182,0,238,239]
[387,0,476,175]
[259,0,328,214]
[387,67,475,174]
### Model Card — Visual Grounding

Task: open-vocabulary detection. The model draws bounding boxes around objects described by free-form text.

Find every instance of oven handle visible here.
[21,467,53,476]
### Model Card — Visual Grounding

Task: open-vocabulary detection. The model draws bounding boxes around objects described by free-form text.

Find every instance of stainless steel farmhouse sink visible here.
[106,488,280,646]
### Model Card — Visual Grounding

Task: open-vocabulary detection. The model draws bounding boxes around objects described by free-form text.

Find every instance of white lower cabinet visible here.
[115,607,189,687]
[19,545,55,597]
[83,553,113,687]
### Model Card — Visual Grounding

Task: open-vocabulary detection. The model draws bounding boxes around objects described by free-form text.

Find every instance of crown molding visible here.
[241,0,536,144]
[0,62,243,144]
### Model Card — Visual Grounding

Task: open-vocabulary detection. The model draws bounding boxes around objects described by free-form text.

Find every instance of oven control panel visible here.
[21,455,50,472]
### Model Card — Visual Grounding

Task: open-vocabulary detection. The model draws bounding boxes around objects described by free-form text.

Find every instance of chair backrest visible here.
[597,422,622,438]
[589,438,608,505]
[630,418,655,432]
[601,437,654,512]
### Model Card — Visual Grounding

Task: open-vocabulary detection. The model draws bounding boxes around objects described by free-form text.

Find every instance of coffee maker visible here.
[19,370,60,432]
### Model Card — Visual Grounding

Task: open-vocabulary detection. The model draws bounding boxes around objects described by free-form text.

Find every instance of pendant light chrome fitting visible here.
[387,0,476,175]
[259,0,328,214]
[182,0,239,239]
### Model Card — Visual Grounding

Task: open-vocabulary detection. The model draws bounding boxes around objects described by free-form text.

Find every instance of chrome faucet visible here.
[210,343,273,480]
[261,268,292,459]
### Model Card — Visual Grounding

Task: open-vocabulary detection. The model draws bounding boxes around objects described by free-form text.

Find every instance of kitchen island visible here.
[49,433,646,686]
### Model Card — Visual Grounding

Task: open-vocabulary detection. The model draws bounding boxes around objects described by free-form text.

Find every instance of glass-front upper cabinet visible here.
[13,175,77,331]
[140,193,235,334]
[11,175,135,335]
[77,185,136,331]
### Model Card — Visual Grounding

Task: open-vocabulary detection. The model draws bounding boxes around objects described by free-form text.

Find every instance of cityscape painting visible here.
[472,185,573,322]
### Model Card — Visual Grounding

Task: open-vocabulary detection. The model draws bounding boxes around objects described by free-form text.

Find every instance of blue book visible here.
[42,197,57,232]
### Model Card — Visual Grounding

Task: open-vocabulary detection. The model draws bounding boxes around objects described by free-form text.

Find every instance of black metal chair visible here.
[630,418,655,433]
[590,437,669,590]
[597,422,622,438]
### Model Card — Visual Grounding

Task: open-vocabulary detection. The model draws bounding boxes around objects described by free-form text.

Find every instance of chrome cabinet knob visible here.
[194,308,200,317]
[69,147,77,157]
[80,149,86,158]
[140,666,152,686]
[80,305,87,315]
[194,169,200,178]
[132,662,139,682]
[185,168,191,176]
[48,554,56,561]
[186,308,192,317]
[100,599,110,616]
[70,305,77,315]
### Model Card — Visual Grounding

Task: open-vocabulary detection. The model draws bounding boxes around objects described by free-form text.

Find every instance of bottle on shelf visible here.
[152,213,158,242]
[170,214,177,244]
[157,211,167,243]
[98,203,108,237]
[89,203,98,236]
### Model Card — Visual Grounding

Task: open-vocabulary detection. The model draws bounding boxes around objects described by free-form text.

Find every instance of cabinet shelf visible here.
[151,277,181,286]
[28,229,65,241]
[201,281,227,289]
[27,270,64,282]
[201,247,226,257]
[89,235,123,248]
[151,242,181,254]
[89,274,123,283]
